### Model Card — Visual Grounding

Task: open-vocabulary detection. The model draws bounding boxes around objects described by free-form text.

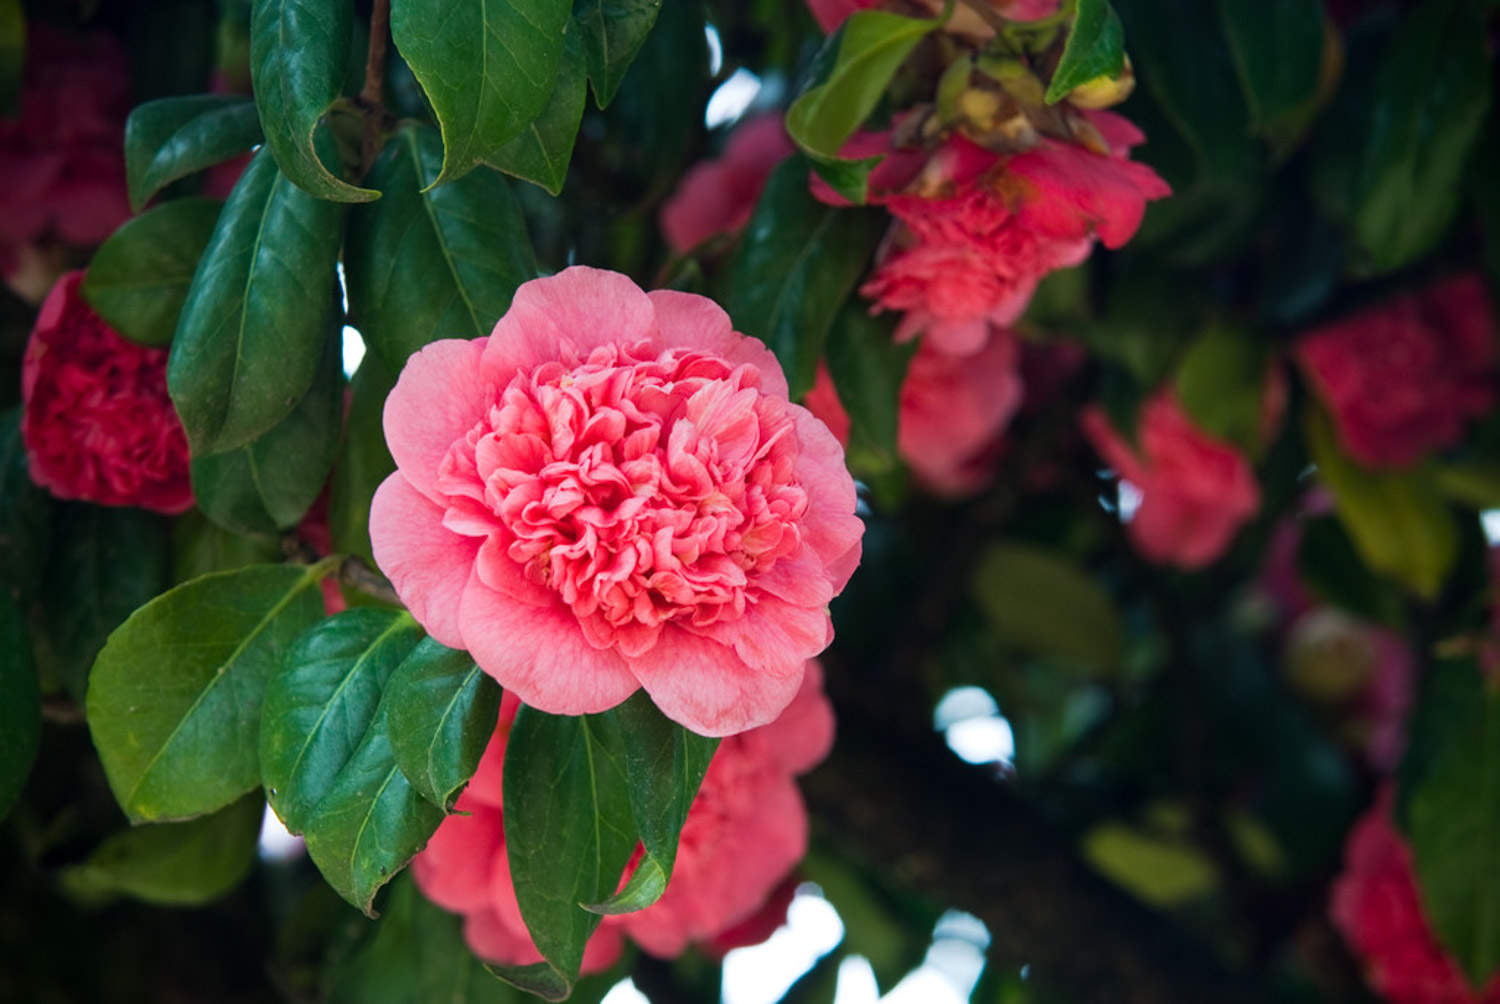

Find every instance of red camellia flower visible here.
[21,272,192,515]
[1296,274,1496,469]
[1332,789,1500,1004]
[0,24,131,299]
[413,663,835,968]
[369,267,862,737]
[1081,392,1260,570]
[659,115,794,254]
[804,327,1023,495]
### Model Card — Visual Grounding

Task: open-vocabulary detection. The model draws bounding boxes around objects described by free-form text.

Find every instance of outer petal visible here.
[382,337,494,504]
[697,599,832,673]
[790,407,864,593]
[746,660,835,775]
[457,569,641,715]
[411,795,503,914]
[368,473,477,647]
[648,289,790,400]
[483,266,658,377]
[629,627,806,737]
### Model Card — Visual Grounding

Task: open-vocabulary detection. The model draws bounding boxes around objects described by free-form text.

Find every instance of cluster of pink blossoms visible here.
[414,665,834,968]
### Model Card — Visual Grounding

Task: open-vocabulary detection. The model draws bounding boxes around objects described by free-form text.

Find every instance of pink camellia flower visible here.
[831,114,1169,354]
[21,271,192,515]
[1296,274,1496,469]
[413,663,835,967]
[370,267,862,737]
[1332,789,1500,1004]
[1080,392,1260,569]
[803,327,1023,494]
[0,24,131,300]
[660,116,795,254]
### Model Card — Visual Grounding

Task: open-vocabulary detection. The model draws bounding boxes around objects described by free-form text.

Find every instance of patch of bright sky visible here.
[934,686,1015,767]
[721,886,845,1004]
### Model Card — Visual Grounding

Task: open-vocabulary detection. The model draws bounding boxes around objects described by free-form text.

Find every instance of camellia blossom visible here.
[1331,789,1500,1004]
[804,327,1023,495]
[1081,392,1260,570]
[0,24,131,300]
[412,663,835,968]
[834,113,1169,354]
[660,115,795,254]
[21,271,192,515]
[370,267,862,737]
[1296,274,1496,469]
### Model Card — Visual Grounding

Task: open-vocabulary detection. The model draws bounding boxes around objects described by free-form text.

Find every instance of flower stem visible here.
[359,0,391,171]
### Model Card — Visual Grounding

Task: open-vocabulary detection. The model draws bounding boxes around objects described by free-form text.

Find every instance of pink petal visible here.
[382,337,494,504]
[369,473,477,648]
[629,628,806,737]
[697,599,833,673]
[747,660,836,775]
[648,289,790,400]
[483,267,658,378]
[411,796,503,914]
[790,407,863,593]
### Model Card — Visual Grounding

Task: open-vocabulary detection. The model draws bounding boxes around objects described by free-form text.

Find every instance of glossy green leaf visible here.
[497,705,635,998]
[586,693,716,914]
[171,511,282,583]
[1350,0,1491,275]
[191,331,343,537]
[1404,661,1500,988]
[385,639,503,811]
[261,608,424,834]
[345,125,537,372]
[86,561,335,823]
[41,505,170,703]
[808,155,881,206]
[1045,0,1127,103]
[1217,0,1324,134]
[167,145,345,455]
[0,408,51,603]
[390,0,573,186]
[973,541,1123,674]
[786,10,935,159]
[60,794,263,906]
[486,31,587,196]
[328,352,397,567]
[81,197,222,348]
[824,303,914,471]
[0,592,38,820]
[727,158,884,397]
[0,0,24,117]
[124,95,263,212]
[572,0,661,107]
[1305,408,1457,600]
[1172,324,1269,455]
[249,0,375,202]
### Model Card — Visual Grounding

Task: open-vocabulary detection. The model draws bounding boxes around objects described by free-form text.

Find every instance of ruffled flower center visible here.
[437,340,808,656]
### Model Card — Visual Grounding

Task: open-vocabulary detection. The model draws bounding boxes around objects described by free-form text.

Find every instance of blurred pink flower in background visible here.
[659,115,794,254]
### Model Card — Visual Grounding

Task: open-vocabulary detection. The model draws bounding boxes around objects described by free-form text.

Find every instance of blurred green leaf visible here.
[168,145,345,455]
[83,198,222,347]
[61,794,262,907]
[572,0,661,108]
[973,541,1123,675]
[728,158,884,397]
[385,638,502,811]
[0,408,51,604]
[1045,0,1126,104]
[171,510,282,583]
[824,303,914,471]
[1081,821,1218,906]
[1434,461,1500,510]
[1295,515,1405,627]
[124,95,263,212]
[0,592,38,820]
[249,0,375,202]
[1217,0,1324,138]
[346,125,538,372]
[1172,324,1269,454]
[328,352,397,567]
[391,0,572,186]
[0,0,24,116]
[484,32,587,195]
[87,562,333,823]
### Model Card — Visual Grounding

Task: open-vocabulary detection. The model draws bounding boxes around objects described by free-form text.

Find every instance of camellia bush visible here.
[2,0,1499,1001]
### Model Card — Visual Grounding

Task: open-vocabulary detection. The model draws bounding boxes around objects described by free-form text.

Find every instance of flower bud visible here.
[1066,56,1136,109]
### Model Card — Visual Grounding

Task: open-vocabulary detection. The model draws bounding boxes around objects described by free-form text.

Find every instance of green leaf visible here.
[808,154,881,206]
[385,638,503,811]
[81,197,222,348]
[1294,516,1405,627]
[727,158,884,398]
[1081,821,1218,906]
[1434,461,1500,510]
[1404,661,1500,989]
[586,692,717,914]
[1217,0,1324,135]
[1349,0,1491,275]
[498,705,635,997]
[0,0,24,117]
[824,303,914,471]
[171,511,283,583]
[0,408,51,604]
[1045,0,1126,103]
[86,561,335,823]
[60,794,263,907]
[0,592,39,820]
[972,541,1123,674]
[1305,408,1457,600]
[168,145,346,455]
[328,352,397,567]
[191,330,343,537]
[249,0,375,202]
[786,10,936,159]
[41,506,170,703]
[390,0,573,187]
[486,31,587,196]
[261,608,424,834]
[1171,323,1269,454]
[572,0,661,107]
[345,125,538,372]
[124,95,264,212]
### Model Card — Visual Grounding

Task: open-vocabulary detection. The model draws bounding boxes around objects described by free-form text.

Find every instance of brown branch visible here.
[359,0,392,171]
[338,555,401,607]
